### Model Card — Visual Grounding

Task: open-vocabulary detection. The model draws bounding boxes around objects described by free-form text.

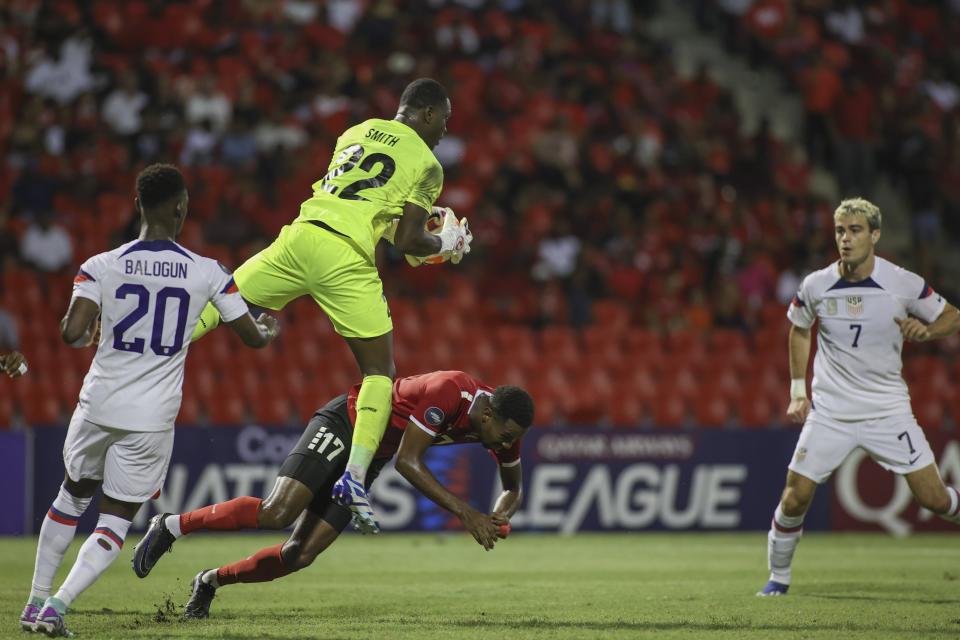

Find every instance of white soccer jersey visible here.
[787,256,946,420]
[71,239,248,431]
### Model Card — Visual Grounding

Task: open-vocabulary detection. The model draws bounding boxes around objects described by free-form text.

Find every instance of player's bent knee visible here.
[280,539,305,569]
[258,502,300,530]
[781,488,813,516]
[279,540,318,571]
[291,544,325,570]
[63,475,100,499]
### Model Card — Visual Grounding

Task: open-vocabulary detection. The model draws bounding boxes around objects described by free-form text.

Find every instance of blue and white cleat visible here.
[756,580,790,596]
[33,606,73,637]
[331,471,380,534]
[19,603,40,632]
[132,513,176,578]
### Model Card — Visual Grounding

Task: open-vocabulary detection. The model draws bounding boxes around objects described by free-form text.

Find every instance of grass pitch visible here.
[1,532,958,639]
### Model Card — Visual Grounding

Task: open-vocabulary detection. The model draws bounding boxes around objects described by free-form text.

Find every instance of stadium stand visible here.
[0,0,957,428]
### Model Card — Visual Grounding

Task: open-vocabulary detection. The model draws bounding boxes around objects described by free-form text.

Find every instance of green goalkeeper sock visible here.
[347,374,393,482]
[191,303,222,341]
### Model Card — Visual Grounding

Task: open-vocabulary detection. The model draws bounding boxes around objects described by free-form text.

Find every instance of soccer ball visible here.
[405,206,451,267]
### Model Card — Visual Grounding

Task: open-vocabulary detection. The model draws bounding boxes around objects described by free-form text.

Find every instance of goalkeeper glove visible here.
[450,217,472,264]
[437,209,472,263]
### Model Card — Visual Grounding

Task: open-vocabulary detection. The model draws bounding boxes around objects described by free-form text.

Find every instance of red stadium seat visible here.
[624,328,663,356]
[748,365,787,403]
[539,326,580,369]
[176,395,202,426]
[592,300,630,332]
[664,329,707,362]
[295,390,323,423]
[422,299,466,336]
[492,326,538,371]
[581,326,622,363]
[233,369,263,398]
[948,394,960,429]
[57,369,83,407]
[627,366,659,404]
[205,396,246,426]
[709,328,747,354]
[607,383,645,427]
[737,393,778,429]
[694,390,731,428]
[185,366,218,403]
[708,329,752,373]
[659,366,700,402]
[712,363,745,404]
[912,391,947,431]
[651,390,686,428]
[531,394,557,426]
[753,326,787,353]
[20,396,62,426]
[0,394,13,428]
[760,302,788,329]
[904,356,951,401]
[252,395,293,426]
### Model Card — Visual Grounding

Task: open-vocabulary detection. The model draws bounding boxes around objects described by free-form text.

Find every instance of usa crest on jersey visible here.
[846,296,863,315]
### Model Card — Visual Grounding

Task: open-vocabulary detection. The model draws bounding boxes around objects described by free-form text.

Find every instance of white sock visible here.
[345,464,367,485]
[29,486,92,602]
[345,446,374,487]
[201,568,219,587]
[53,513,131,607]
[939,486,960,523]
[165,514,183,539]
[767,504,804,585]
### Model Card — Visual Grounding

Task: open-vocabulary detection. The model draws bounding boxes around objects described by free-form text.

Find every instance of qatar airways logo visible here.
[835,441,960,536]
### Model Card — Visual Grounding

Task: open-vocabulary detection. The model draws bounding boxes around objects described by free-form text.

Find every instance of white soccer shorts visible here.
[62,411,174,503]
[788,411,935,484]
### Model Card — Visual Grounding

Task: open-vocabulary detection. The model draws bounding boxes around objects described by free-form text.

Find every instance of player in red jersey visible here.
[132,370,534,618]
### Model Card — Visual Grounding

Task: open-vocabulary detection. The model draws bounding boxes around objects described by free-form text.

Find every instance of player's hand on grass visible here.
[786,397,811,424]
[1,351,27,378]
[895,317,930,342]
[256,313,280,343]
[460,506,498,551]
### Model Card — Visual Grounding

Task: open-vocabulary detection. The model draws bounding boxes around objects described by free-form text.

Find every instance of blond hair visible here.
[834,198,881,231]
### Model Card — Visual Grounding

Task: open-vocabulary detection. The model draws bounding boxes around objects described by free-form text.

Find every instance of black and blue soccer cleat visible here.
[132,513,176,578]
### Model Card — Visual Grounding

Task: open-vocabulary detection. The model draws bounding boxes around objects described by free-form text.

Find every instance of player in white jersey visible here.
[758,198,960,597]
[21,164,280,637]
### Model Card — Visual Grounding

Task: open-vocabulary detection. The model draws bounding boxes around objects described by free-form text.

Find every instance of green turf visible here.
[2,532,959,639]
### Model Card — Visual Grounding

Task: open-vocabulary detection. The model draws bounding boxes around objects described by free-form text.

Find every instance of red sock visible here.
[216,543,291,586]
[180,496,261,534]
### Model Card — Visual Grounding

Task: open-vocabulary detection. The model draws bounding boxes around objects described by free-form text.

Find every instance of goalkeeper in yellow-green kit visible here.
[191,78,472,533]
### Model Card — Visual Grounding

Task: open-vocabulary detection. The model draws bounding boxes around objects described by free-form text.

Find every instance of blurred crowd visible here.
[700,0,960,268]
[0,0,958,428]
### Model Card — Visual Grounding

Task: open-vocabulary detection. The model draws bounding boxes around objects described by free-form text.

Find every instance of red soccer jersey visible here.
[347,370,521,466]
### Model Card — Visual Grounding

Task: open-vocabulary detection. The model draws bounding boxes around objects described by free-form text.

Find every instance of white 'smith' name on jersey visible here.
[71,239,248,431]
[787,256,947,420]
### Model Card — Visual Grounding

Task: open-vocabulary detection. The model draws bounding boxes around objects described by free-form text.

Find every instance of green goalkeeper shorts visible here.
[235,221,393,339]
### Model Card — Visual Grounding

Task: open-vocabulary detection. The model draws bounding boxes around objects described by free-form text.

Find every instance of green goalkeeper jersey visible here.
[295,118,444,262]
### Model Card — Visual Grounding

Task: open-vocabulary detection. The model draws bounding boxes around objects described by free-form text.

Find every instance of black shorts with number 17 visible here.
[278,394,387,530]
